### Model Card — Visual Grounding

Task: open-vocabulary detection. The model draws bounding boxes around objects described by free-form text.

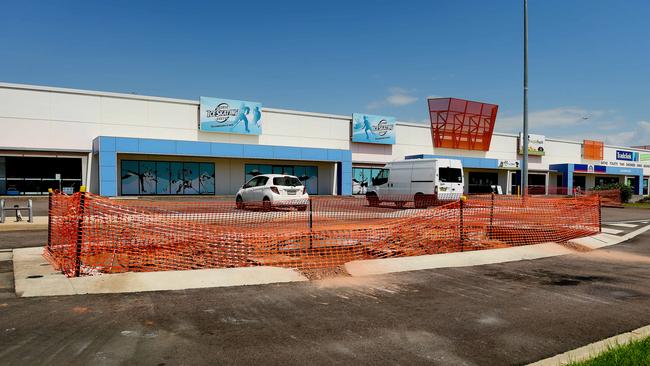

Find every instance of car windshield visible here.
[439,168,462,183]
[273,176,303,186]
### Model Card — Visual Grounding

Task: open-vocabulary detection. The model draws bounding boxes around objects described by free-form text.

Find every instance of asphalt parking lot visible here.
[0,206,648,365]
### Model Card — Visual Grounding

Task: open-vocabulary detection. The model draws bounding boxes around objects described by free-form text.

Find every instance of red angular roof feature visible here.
[428,98,499,151]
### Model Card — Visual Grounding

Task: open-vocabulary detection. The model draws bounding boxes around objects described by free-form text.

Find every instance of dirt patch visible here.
[301,265,350,280]
[558,241,593,253]
[577,250,650,264]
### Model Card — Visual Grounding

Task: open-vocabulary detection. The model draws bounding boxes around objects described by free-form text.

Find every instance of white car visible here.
[236,174,309,210]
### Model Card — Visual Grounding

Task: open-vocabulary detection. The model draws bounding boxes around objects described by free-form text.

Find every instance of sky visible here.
[1,0,649,146]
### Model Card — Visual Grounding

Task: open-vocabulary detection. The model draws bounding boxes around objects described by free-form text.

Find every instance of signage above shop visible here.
[616,150,639,161]
[574,164,606,173]
[199,97,262,135]
[351,113,396,145]
[598,160,650,169]
[519,133,545,156]
[640,153,650,162]
[497,160,520,169]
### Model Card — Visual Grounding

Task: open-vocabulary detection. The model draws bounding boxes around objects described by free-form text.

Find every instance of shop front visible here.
[550,163,644,195]
[94,136,352,197]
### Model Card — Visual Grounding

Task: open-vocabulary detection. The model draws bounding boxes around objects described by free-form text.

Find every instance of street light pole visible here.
[522,0,529,196]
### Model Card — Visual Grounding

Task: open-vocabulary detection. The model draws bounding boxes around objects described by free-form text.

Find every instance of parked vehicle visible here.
[366,158,464,208]
[236,174,309,210]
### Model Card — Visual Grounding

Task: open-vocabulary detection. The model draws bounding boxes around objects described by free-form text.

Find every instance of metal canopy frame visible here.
[428,98,499,151]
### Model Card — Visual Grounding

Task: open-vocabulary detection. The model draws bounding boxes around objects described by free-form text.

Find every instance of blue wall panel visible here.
[273,146,301,160]
[100,180,117,196]
[138,139,176,154]
[115,137,139,153]
[327,149,342,162]
[211,143,244,158]
[405,154,500,169]
[98,152,116,167]
[177,141,211,156]
[99,136,116,152]
[243,145,274,159]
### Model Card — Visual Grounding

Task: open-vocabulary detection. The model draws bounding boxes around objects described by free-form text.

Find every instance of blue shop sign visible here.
[352,113,396,144]
[616,150,639,161]
[200,97,262,135]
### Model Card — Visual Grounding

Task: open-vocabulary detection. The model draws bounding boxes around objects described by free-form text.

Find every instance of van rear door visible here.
[438,167,463,199]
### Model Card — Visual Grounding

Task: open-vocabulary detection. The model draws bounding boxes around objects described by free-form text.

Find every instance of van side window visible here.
[373,169,389,186]
[439,168,462,183]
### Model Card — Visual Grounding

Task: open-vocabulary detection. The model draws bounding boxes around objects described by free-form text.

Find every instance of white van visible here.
[366,158,464,208]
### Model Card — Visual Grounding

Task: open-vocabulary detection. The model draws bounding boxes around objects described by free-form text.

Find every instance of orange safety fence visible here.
[578,189,622,207]
[44,192,601,278]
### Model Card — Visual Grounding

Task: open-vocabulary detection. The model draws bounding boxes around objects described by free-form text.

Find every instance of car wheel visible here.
[236,195,244,209]
[262,197,272,211]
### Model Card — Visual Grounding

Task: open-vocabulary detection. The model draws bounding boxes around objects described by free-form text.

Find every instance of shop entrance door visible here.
[573,175,586,192]
[528,173,547,195]
[468,171,498,194]
[509,171,520,195]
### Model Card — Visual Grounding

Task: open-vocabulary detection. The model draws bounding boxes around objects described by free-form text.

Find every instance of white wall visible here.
[0,84,349,153]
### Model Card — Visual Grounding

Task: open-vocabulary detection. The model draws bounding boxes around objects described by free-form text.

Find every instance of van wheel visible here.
[395,201,406,208]
[262,197,272,211]
[366,193,379,207]
[236,195,244,209]
[414,194,426,209]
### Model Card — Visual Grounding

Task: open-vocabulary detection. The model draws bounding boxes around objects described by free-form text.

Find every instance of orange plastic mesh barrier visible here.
[579,189,622,208]
[45,192,600,277]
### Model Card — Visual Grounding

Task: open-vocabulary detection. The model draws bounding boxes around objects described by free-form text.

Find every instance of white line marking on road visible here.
[608,223,638,228]
[602,219,650,224]
[601,228,623,235]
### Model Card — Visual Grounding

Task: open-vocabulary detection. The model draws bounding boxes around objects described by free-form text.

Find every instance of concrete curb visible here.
[527,325,650,366]
[0,216,48,232]
[345,242,573,276]
[13,247,308,297]
[567,223,650,250]
[346,224,650,277]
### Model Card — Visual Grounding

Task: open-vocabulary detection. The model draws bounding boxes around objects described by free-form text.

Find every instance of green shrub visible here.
[593,183,633,203]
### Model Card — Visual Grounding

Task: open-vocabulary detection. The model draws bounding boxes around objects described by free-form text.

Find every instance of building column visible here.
[637,174,644,195]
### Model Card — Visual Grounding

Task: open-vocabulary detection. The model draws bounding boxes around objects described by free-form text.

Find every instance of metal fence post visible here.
[459,199,465,251]
[46,189,53,252]
[488,193,495,240]
[598,194,602,233]
[74,186,87,277]
[308,197,313,250]
[0,199,4,224]
[27,199,33,223]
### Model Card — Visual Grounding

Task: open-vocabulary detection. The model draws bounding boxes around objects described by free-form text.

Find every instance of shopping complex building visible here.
[0,82,649,197]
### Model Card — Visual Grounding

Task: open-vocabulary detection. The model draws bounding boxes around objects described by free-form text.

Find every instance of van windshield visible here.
[273,176,303,186]
[439,168,462,183]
